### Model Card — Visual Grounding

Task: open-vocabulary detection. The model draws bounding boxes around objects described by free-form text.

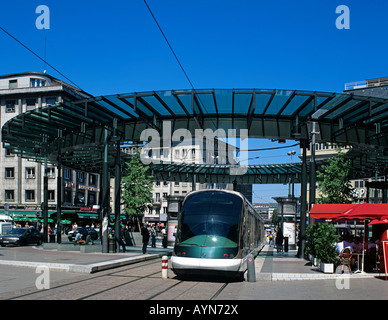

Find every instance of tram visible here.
[171,189,265,279]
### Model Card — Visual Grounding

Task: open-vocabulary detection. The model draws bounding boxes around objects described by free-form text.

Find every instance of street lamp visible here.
[287,150,296,162]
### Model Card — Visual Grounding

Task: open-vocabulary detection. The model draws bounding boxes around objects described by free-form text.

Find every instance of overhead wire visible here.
[143,0,211,115]
[0,26,82,90]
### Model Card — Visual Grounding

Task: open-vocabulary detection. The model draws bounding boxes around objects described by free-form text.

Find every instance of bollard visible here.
[247,254,256,282]
[162,255,168,279]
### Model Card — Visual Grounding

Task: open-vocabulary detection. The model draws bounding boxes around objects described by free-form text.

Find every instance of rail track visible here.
[5,259,235,300]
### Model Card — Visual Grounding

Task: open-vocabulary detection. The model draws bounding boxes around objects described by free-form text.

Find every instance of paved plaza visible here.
[0,243,387,300]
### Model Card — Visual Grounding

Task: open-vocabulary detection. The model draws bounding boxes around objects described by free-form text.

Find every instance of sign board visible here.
[283,222,296,245]
[167,221,178,242]
[4,203,9,216]
[168,202,179,213]
[159,213,167,222]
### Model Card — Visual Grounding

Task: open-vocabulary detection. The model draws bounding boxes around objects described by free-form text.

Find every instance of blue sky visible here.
[1,0,387,202]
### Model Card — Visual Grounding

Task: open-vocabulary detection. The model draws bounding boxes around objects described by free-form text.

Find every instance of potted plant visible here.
[305,224,317,265]
[313,222,339,273]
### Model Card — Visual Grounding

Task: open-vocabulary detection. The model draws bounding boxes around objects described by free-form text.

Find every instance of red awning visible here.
[309,203,357,220]
[335,203,388,221]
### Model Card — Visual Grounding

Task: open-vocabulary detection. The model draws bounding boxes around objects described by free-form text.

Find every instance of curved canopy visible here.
[2,88,388,182]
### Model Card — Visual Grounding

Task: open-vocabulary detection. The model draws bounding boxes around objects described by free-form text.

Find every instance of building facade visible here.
[0,72,99,218]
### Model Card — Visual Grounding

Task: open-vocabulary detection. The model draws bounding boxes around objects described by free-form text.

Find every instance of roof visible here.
[2,88,388,182]
[0,71,93,98]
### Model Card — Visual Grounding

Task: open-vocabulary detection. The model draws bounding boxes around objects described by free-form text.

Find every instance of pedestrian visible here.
[118,224,127,253]
[275,227,284,253]
[141,223,150,254]
[269,232,273,247]
[151,225,157,248]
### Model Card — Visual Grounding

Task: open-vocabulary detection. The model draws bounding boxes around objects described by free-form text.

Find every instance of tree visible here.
[271,208,278,226]
[316,149,354,203]
[122,152,153,230]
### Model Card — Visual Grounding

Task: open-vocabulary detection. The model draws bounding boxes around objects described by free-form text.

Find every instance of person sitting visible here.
[335,236,352,256]
[339,247,352,274]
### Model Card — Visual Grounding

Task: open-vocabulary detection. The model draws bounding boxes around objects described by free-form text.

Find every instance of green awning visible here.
[0,210,56,217]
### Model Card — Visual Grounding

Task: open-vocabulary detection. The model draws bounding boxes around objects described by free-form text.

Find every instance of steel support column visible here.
[309,121,317,211]
[298,139,308,258]
[43,158,48,243]
[101,128,110,253]
[114,140,121,253]
[56,141,62,243]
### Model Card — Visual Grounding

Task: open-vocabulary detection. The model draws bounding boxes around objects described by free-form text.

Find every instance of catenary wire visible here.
[0,26,82,90]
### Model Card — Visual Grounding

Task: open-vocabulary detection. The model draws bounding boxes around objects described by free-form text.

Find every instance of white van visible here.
[0,215,13,223]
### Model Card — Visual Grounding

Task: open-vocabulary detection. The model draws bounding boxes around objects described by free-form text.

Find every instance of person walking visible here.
[150,225,157,248]
[275,227,284,253]
[141,223,150,254]
[118,224,127,253]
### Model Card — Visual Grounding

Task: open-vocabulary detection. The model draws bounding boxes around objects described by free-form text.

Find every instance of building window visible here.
[9,80,17,89]
[5,190,14,202]
[5,167,14,179]
[48,190,55,201]
[64,190,72,204]
[77,172,85,184]
[45,97,56,105]
[88,192,96,206]
[5,100,16,113]
[64,169,71,180]
[30,78,46,87]
[5,148,14,157]
[89,174,97,186]
[25,190,35,201]
[47,167,55,178]
[26,167,35,179]
[26,98,36,111]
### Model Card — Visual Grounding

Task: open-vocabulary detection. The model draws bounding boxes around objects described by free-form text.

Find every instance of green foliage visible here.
[304,224,317,257]
[121,152,153,217]
[271,208,278,226]
[312,222,339,264]
[316,149,354,203]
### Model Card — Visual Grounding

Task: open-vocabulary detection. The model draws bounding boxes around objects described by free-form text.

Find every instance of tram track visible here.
[5,259,160,300]
[5,259,235,300]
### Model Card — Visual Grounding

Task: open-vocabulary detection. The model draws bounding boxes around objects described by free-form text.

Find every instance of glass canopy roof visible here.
[2,88,388,182]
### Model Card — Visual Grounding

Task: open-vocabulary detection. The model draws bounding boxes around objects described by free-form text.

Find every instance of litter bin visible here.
[109,238,116,253]
[284,236,289,252]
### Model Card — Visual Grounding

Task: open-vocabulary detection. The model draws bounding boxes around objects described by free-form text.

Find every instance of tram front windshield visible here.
[176,191,242,247]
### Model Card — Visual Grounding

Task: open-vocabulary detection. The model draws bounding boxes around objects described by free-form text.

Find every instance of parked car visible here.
[68,227,99,242]
[0,227,43,246]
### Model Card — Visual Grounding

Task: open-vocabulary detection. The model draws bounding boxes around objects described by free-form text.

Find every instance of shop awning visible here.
[334,202,388,221]
[0,210,56,218]
[309,204,357,219]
